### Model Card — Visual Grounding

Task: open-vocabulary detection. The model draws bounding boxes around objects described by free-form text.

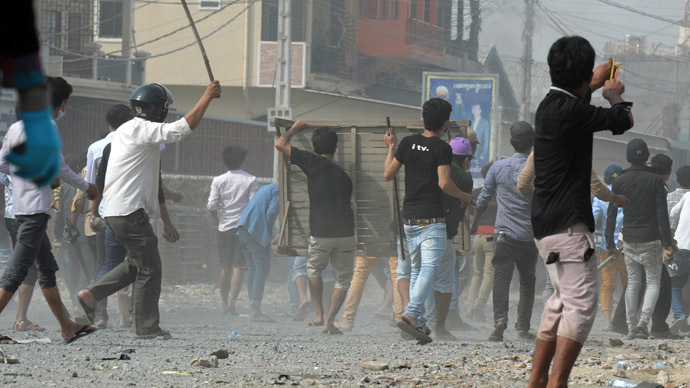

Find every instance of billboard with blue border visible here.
[423,73,498,179]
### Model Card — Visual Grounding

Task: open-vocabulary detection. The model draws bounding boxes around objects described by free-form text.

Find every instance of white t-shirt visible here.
[207,170,258,232]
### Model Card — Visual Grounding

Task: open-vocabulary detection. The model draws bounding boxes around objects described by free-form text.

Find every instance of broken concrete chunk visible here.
[361,361,389,371]
[210,349,230,359]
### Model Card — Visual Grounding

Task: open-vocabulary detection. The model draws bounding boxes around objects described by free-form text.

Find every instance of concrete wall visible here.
[99,1,261,87]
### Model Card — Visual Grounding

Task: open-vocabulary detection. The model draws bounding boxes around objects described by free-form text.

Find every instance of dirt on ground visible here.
[0,279,688,388]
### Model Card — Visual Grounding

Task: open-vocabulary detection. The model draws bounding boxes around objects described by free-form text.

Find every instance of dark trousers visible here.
[492,236,538,331]
[94,226,129,321]
[4,217,37,286]
[611,265,672,333]
[0,214,58,293]
[89,210,162,335]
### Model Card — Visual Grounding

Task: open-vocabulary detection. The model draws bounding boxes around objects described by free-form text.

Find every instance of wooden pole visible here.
[180,0,217,85]
[388,117,406,261]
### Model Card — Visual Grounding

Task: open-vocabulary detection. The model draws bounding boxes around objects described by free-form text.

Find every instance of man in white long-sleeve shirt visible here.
[0,76,100,344]
[207,145,258,315]
[78,80,221,339]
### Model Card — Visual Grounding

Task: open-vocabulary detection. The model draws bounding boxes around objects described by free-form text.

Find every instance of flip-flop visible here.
[12,321,46,332]
[0,335,17,344]
[77,296,96,324]
[397,319,433,345]
[63,325,97,345]
[307,321,324,327]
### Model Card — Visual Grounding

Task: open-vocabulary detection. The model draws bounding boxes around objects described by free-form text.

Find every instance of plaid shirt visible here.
[668,188,690,230]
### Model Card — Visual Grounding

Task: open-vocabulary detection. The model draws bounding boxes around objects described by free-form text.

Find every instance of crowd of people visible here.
[1,15,689,386]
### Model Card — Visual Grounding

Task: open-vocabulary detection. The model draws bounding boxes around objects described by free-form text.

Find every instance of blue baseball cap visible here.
[604,164,623,180]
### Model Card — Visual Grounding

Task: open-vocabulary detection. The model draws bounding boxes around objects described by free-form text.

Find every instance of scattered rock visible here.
[658,343,669,351]
[360,376,371,384]
[657,370,670,385]
[4,356,19,365]
[71,372,78,378]
[362,361,389,371]
[191,355,218,368]
[210,349,229,359]
[609,338,624,347]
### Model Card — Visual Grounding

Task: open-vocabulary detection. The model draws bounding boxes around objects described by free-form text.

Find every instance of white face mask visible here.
[54,109,65,121]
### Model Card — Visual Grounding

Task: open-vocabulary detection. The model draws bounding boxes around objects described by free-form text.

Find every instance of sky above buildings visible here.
[480,0,686,63]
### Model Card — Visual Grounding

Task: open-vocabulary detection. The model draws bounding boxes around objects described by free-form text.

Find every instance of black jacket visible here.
[606,165,672,249]
[443,158,473,240]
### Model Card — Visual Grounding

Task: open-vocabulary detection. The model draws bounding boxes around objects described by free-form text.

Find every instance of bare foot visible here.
[62,321,96,342]
[227,306,239,316]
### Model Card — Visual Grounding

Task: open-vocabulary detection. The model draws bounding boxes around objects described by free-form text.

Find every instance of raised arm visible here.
[184,81,221,130]
[383,128,402,181]
[275,120,308,158]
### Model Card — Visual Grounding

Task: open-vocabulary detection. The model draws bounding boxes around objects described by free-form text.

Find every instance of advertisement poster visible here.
[422,73,497,179]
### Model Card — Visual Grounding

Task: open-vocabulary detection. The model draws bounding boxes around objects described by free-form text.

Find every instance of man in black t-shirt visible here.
[275,120,355,335]
[425,137,474,340]
[528,36,634,388]
[384,98,472,344]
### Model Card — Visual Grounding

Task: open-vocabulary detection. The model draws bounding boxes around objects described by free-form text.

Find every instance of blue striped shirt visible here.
[475,153,533,241]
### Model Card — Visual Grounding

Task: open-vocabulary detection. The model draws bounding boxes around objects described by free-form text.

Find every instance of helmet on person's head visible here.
[129,83,174,123]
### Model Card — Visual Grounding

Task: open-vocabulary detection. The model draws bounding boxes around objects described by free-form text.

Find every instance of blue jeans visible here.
[0,219,12,274]
[287,257,305,314]
[98,226,127,279]
[404,222,446,326]
[426,239,455,329]
[670,250,690,320]
[237,229,272,309]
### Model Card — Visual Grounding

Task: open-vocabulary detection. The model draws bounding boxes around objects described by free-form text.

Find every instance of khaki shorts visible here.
[535,223,598,345]
[307,235,356,290]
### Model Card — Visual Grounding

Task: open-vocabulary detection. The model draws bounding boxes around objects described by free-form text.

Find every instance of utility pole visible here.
[270,0,293,180]
[122,0,133,85]
[520,0,535,122]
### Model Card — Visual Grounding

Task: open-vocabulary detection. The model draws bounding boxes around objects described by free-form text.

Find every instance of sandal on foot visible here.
[12,320,46,332]
[0,335,17,344]
[397,318,433,345]
[307,320,324,327]
[63,325,97,345]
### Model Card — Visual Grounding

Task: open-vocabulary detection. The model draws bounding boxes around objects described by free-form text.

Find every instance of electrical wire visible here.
[44,0,255,62]
[593,0,688,28]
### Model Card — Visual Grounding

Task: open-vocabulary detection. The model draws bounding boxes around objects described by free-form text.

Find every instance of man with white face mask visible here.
[0,76,101,344]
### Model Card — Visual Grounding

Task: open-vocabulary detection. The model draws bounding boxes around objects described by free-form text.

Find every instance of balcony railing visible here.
[405,18,443,55]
